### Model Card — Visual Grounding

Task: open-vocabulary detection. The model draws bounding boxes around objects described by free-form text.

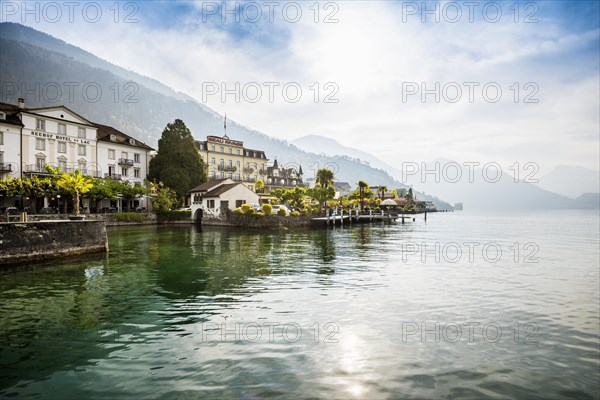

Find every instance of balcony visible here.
[0,163,13,172]
[118,158,134,166]
[218,165,237,172]
[24,164,52,175]
[105,173,122,180]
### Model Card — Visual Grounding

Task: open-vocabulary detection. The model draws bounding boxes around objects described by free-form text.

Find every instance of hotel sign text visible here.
[31,131,91,144]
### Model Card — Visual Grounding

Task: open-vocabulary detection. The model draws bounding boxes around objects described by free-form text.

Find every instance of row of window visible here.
[200,143,265,159]
[35,138,87,156]
[32,140,143,162]
[32,157,142,178]
[208,172,258,181]
[36,119,87,138]
[205,200,247,209]
[107,149,141,162]
[209,158,265,170]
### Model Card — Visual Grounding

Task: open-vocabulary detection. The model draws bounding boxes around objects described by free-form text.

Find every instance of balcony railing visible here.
[118,158,134,166]
[218,165,237,172]
[24,164,51,174]
[266,181,307,188]
[0,163,13,172]
[105,173,122,180]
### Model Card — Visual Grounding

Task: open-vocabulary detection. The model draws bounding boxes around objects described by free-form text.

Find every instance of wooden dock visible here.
[311,211,425,226]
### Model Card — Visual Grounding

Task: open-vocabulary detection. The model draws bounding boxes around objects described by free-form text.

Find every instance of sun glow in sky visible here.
[2,0,599,172]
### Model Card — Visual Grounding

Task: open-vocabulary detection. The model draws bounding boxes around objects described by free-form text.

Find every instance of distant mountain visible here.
[0,23,453,210]
[293,135,598,210]
[401,161,585,210]
[571,193,600,209]
[537,165,600,199]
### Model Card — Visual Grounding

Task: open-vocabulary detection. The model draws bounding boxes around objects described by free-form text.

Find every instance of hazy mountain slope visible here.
[0,22,194,103]
[293,134,400,172]
[537,165,600,198]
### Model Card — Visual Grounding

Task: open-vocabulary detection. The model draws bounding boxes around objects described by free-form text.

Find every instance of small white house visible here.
[190,178,259,220]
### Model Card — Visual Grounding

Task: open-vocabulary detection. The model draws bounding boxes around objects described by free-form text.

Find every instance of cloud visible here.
[6,0,599,172]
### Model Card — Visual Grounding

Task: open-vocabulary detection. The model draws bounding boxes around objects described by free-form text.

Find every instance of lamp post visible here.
[57,195,61,214]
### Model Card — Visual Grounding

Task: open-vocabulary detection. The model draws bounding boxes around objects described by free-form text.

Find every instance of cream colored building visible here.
[195,135,268,190]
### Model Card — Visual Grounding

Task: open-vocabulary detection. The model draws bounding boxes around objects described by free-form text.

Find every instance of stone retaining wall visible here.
[0,221,108,265]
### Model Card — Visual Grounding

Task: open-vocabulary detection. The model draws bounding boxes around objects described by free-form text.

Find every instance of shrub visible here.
[156,210,192,221]
[291,211,300,217]
[244,208,255,217]
[232,208,243,215]
[240,204,252,213]
[112,212,144,223]
[277,208,287,217]
[262,203,272,215]
[303,205,312,215]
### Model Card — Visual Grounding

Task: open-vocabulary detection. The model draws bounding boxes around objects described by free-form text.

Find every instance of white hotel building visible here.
[0,99,153,211]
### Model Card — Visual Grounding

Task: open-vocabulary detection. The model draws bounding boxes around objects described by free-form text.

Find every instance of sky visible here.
[2,0,599,174]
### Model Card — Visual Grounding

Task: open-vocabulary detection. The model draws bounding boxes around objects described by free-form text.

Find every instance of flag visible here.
[224,113,227,132]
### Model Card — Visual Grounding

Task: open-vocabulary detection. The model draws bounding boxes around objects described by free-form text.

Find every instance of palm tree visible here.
[378,185,388,199]
[255,179,264,193]
[358,180,369,212]
[315,168,335,188]
[57,170,94,216]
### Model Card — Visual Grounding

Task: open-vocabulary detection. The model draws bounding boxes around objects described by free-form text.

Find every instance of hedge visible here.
[156,210,192,221]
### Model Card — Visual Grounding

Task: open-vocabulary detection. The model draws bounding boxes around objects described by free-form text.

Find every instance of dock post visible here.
[424,211,427,221]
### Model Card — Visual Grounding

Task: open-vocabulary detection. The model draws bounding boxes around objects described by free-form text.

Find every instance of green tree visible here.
[87,178,119,212]
[150,186,177,212]
[377,185,388,199]
[118,181,148,211]
[285,186,307,209]
[148,119,207,205]
[56,171,94,216]
[307,186,335,215]
[269,188,286,204]
[315,168,335,188]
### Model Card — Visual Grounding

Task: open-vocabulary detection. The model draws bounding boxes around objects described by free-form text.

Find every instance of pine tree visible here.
[148,119,207,204]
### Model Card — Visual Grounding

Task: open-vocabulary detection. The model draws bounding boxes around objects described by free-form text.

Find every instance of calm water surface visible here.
[1,210,599,399]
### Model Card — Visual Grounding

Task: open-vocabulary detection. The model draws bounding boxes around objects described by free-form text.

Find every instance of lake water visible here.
[1,210,599,399]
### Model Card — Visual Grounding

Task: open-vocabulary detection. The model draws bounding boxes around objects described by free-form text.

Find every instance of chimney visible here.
[18,98,25,109]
